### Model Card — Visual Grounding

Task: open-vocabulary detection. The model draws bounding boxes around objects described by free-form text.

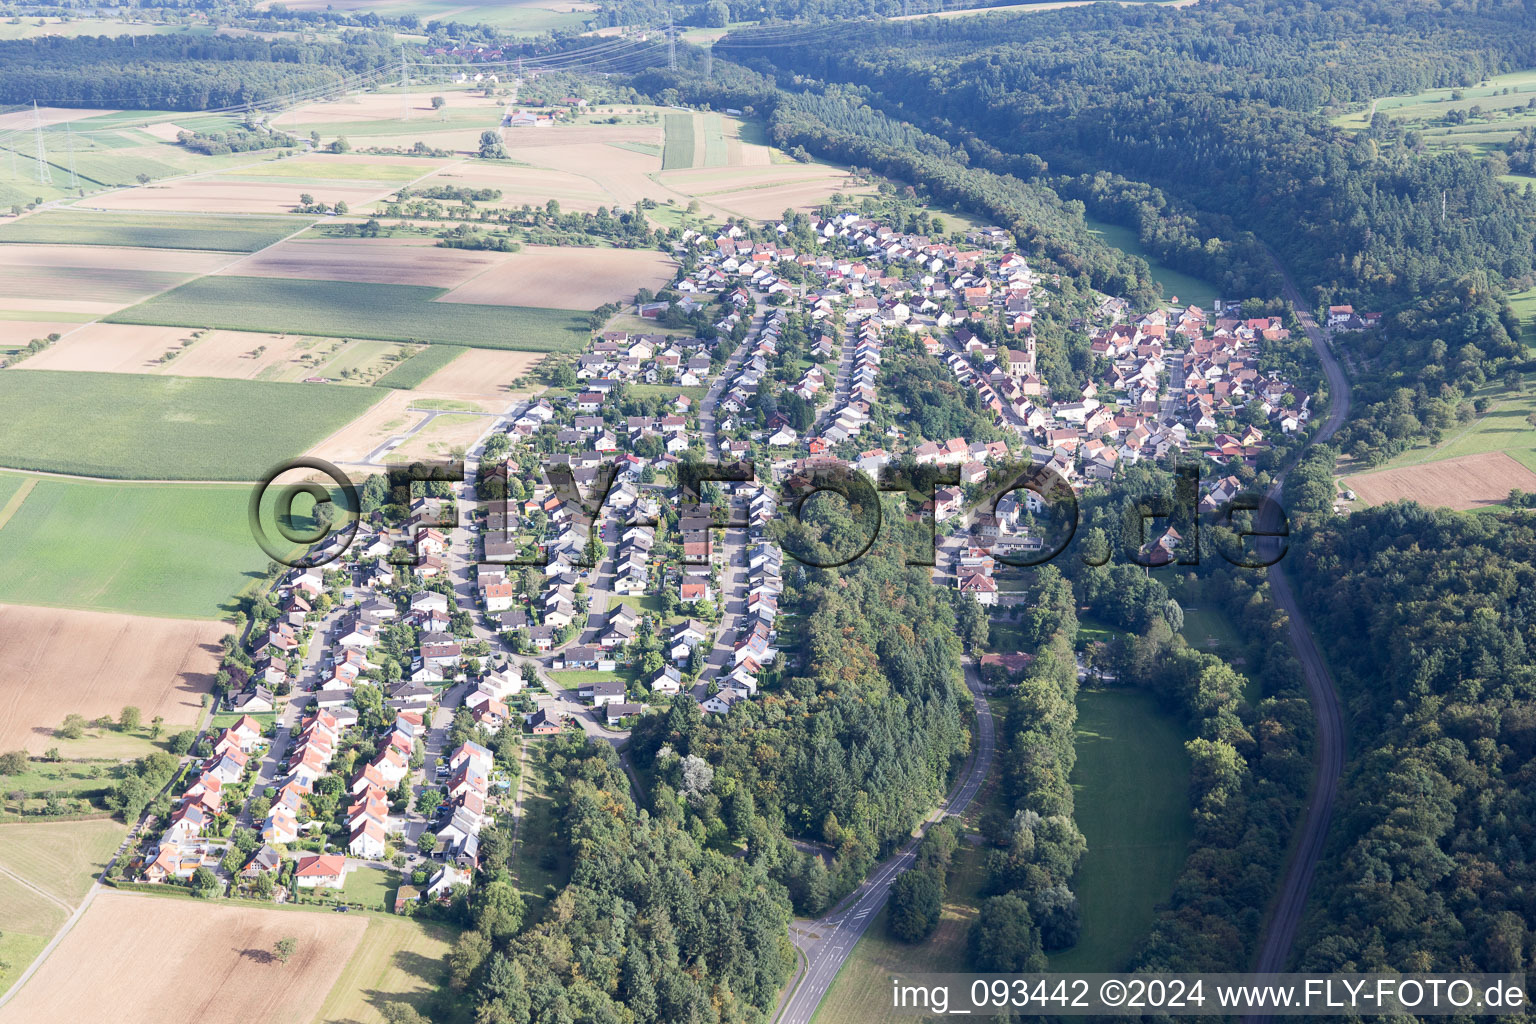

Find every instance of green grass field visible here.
[0,211,308,251]
[374,344,467,389]
[701,113,728,168]
[662,113,697,170]
[1050,689,1191,972]
[1084,216,1219,309]
[315,915,460,1024]
[511,745,569,916]
[0,370,381,480]
[108,276,591,352]
[0,818,127,905]
[1355,376,1536,474]
[222,157,429,184]
[0,474,272,618]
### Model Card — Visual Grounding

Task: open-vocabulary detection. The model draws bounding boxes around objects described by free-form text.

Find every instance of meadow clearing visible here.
[0,474,271,619]
[383,410,498,464]
[0,369,381,479]
[110,275,591,351]
[0,891,368,1024]
[1344,451,1536,511]
[1050,689,1192,972]
[305,388,502,469]
[313,915,459,1024]
[0,604,222,751]
[438,245,675,309]
[0,210,306,252]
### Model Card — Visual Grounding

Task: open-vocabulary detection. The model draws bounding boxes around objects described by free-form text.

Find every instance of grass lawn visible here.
[314,915,460,1024]
[0,928,50,997]
[0,210,307,252]
[0,370,382,480]
[0,818,127,906]
[0,474,270,618]
[108,276,591,352]
[1083,215,1219,309]
[339,864,397,912]
[662,113,697,170]
[0,760,121,811]
[548,669,625,685]
[374,344,467,389]
[209,711,277,732]
[1076,614,1130,648]
[1050,689,1191,972]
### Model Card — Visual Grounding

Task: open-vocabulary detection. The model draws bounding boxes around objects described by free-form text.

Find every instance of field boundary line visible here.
[0,477,36,531]
[0,861,72,914]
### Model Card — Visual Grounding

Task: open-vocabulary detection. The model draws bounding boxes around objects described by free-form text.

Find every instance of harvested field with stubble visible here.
[232,236,509,287]
[19,323,191,374]
[416,346,544,398]
[90,178,395,215]
[1344,451,1536,511]
[421,161,612,210]
[0,890,367,1024]
[0,605,223,750]
[438,245,674,309]
[0,321,77,347]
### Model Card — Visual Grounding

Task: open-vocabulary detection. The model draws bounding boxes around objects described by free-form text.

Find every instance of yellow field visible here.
[313,915,457,1024]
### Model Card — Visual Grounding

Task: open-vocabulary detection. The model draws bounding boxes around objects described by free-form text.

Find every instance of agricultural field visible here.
[0,244,237,317]
[1332,67,1536,158]
[109,276,591,351]
[422,161,612,211]
[662,112,697,170]
[0,369,381,479]
[374,344,467,390]
[0,818,127,997]
[1343,451,1536,512]
[1050,689,1192,973]
[0,320,82,350]
[0,890,368,1024]
[223,153,434,185]
[381,409,498,464]
[0,475,270,619]
[0,211,306,252]
[438,245,675,309]
[232,236,508,288]
[412,346,544,397]
[89,177,397,216]
[24,325,417,385]
[313,915,459,1024]
[0,604,221,751]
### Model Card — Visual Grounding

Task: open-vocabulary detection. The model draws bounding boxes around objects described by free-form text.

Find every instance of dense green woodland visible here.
[0,33,399,109]
[631,503,972,915]
[1293,502,1536,975]
[451,738,795,1024]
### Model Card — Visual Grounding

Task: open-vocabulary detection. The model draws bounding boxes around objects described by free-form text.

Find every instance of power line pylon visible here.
[32,103,51,185]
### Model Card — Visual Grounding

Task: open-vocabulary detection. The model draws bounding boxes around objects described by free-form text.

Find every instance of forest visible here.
[1293,504,1536,975]
[0,33,399,109]
[630,497,972,915]
[448,736,796,1024]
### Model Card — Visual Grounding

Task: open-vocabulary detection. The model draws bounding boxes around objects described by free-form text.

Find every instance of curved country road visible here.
[775,660,994,1024]
[1246,258,1351,987]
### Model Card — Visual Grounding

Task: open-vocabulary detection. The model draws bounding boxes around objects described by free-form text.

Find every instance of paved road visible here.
[1245,256,1351,986]
[777,659,994,1024]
